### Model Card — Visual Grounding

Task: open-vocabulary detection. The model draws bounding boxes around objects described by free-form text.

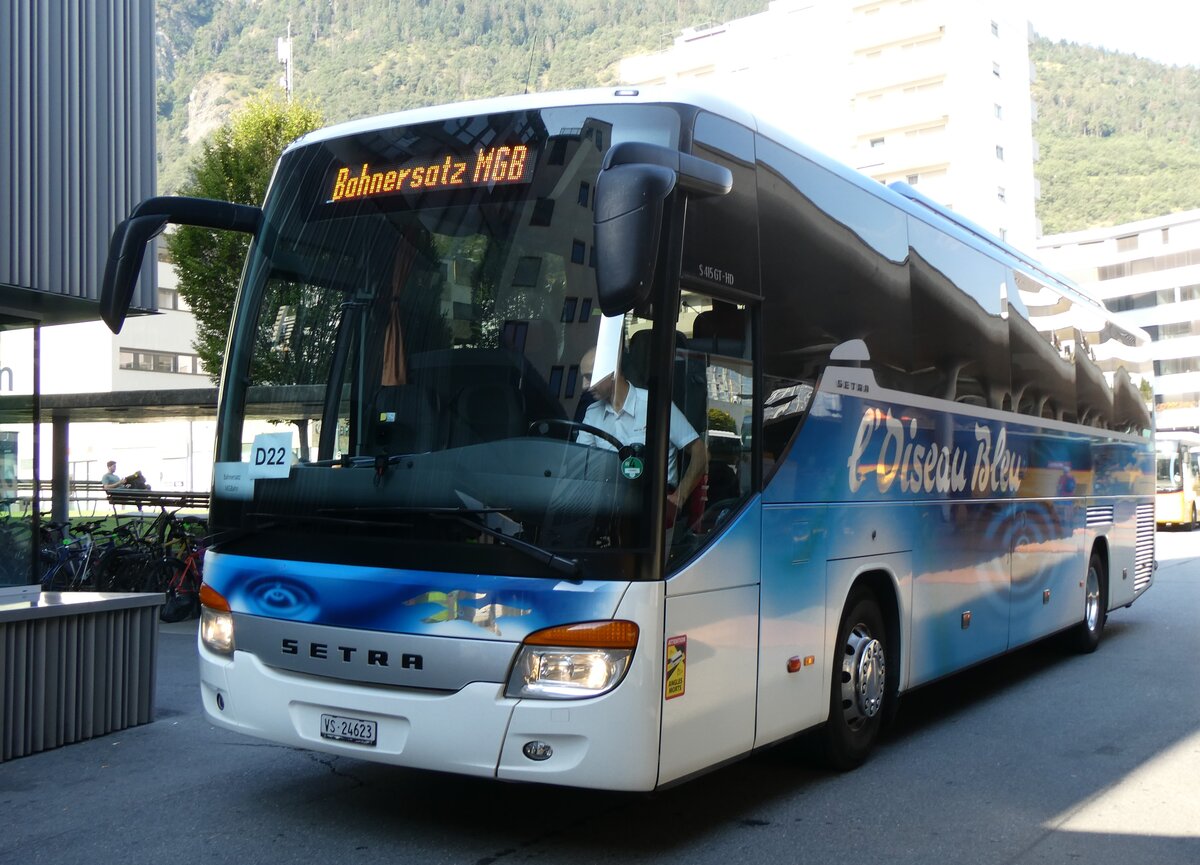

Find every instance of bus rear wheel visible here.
[1069,552,1107,654]
[820,589,888,770]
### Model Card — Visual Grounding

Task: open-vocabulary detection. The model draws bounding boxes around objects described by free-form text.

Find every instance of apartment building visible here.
[1038,210,1200,430]
[619,0,1039,252]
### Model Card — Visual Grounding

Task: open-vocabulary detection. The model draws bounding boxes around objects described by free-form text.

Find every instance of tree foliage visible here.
[166,97,324,381]
[1031,37,1200,233]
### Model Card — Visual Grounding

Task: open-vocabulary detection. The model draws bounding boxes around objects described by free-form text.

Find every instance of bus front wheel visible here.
[820,589,889,770]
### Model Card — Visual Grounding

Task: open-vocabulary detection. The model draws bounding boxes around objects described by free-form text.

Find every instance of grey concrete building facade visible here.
[0,0,157,598]
[1,0,157,325]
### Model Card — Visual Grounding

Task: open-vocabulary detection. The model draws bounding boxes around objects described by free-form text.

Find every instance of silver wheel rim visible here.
[1084,565,1101,632]
[840,623,885,731]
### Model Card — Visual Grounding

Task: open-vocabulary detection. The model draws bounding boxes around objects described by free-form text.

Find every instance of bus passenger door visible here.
[658,503,760,786]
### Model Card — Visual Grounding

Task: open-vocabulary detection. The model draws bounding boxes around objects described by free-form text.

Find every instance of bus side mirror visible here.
[593,164,676,316]
[593,142,733,316]
[100,196,263,333]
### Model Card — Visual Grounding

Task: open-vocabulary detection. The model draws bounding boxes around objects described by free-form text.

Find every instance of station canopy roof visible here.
[0,385,325,424]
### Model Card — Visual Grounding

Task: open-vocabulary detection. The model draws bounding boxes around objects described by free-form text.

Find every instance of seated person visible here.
[576,347,707,521]
[101,461,123,490]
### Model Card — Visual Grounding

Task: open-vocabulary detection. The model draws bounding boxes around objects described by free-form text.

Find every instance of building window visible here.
[577,181,591,207]
[991,21,999,37]
[530,198,555,226]
[548,366,564,397]
[999,228,1007,241]
[579,297,593,322]
[564,365,580,399]
[870,137,885,148]
[997,187,1006,202]
[995,145,1004,160]
[157,288,181,310]
[548,139,568,165]
[993,62,1001,78]
[512,256,541,286]
[561,297,578,323]
[906,173,919,185]
[1116,234,1139,252]
[994,103,1003,119]
[119,348,205,375]
[571,240,586,265]
[501,320,529,353]
[1163,227,1171,244]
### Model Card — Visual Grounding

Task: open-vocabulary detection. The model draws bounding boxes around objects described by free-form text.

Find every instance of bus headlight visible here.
[199,583,235,655]
[505,621,638,700]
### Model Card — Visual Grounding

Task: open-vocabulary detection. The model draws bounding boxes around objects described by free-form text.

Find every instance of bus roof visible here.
[283,85,1143,345]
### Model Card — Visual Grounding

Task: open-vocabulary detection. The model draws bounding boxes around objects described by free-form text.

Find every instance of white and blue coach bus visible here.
[100,87,1155,790]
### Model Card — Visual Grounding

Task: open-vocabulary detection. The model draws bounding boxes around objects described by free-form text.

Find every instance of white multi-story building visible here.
[0,255,216,491]
[619,0,1040,252]
[1038,210,1200,430]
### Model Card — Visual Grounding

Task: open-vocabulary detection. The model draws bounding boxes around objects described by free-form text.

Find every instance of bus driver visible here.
[576,346,708,523]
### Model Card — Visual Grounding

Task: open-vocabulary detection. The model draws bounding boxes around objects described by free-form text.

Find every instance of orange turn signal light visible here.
[522,620,639,649]
[199,583,230,612]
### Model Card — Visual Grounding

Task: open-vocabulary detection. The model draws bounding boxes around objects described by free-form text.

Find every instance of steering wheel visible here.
[528,419,625,452]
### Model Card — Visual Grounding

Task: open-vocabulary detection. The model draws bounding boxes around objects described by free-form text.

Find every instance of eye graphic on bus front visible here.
[404,590,532,636]
[245,576,316,617]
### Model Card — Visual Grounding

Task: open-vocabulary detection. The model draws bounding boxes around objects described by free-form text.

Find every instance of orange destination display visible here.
[329,144,534,202]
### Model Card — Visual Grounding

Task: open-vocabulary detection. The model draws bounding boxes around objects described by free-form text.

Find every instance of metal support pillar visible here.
[51,414,69,524]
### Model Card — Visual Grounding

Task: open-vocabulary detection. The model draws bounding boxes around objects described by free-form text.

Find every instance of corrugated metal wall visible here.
[0,0,157,309]
[1,603,160,762]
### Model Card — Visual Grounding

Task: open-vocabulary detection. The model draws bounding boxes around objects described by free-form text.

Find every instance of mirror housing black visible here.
[100,196,262,333]
[593,142,733,316]
[593,164,676,316]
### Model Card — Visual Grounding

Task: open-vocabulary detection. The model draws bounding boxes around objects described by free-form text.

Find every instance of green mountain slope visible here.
[154,4,1200,234]
[155,0,765,193]
[1031,37,1200,233]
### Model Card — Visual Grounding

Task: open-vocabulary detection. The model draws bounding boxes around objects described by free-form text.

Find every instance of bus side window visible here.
[672,292,755,548]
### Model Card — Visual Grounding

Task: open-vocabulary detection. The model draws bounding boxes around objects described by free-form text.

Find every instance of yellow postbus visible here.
[1155,432,1200,528]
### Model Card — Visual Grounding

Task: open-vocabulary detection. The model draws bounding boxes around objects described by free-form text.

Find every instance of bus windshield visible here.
[1156,452,1181,492]
[211,104,681,578]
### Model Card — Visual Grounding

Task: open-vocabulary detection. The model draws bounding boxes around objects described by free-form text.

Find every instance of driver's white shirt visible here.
[576,385,699,487]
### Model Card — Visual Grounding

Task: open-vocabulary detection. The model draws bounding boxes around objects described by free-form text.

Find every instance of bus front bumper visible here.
[199,642,661,790]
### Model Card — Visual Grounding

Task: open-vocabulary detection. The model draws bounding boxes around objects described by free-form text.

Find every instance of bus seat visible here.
[447,383,526,446]
[624,329,653,387]
[370,385,441,455]
[691,302,745,358]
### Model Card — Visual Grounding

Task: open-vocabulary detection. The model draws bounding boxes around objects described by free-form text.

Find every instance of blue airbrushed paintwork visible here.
[759,388,1153,686]
[765,390,1152,507]
[204,551,626,641]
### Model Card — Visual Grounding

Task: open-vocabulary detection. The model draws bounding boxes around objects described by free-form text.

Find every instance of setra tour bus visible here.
[1154,430,1200,529]
[99,87,1156,790]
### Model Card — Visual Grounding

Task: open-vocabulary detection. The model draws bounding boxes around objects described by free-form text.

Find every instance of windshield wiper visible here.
[302,454,410,468]
[430,511,580,577]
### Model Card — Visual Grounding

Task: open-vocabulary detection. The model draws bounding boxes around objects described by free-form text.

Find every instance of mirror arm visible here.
[601,141,733,198]
[100,196,262,333]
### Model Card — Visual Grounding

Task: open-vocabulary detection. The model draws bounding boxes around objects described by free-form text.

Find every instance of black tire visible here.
[1069,552,1107,654]
[819,589,891,770]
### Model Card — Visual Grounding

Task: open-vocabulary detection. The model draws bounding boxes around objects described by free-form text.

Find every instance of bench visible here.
[5,478,112,517]
[106,488,210,514]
